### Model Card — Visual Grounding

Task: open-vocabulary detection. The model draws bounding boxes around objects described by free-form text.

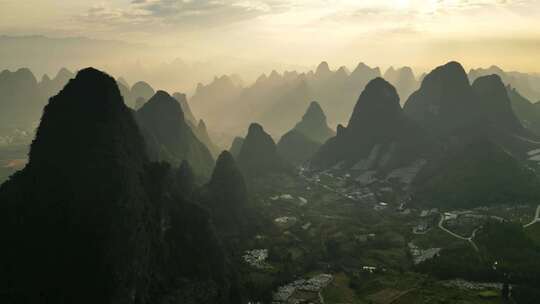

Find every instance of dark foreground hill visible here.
[412,138,540,209]
[201,151,249,239]
[0,68,240,304]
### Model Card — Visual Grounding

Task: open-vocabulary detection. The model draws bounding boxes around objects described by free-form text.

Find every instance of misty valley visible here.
[1,59,540,304]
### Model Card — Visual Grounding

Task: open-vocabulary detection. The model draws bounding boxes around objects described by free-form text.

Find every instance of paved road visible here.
[523,204,540,228]
[438,214,480,252]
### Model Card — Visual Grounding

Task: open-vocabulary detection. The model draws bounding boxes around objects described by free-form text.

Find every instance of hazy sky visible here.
[1,0,540,73]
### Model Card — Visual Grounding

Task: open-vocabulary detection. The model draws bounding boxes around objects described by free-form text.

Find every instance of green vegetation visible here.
[414,139,540,209]
[476,221,540,283]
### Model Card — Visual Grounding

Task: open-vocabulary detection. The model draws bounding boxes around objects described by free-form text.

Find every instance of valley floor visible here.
[240,168,540,303]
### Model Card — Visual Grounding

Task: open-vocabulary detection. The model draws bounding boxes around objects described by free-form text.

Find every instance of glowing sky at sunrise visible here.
[1,0,539,72]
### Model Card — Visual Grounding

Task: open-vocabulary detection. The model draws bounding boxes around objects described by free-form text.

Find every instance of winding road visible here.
[523,204,540,228]
[438,204,540,251]
[438,214,480,252]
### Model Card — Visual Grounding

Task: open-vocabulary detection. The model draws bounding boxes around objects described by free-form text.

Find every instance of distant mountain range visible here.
[305,61,540,208]
[2,61,540,191]
[2,59,540,301]
[312,77,430,173]
[469,65,540,103]
[189,61,540,139]
[189,62,419,137]
[0,35,147,78]
[2,60,539,141]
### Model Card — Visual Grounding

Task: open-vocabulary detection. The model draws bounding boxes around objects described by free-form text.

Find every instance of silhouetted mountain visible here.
[116,77,129,88]
[190,75,243,130]
[0,68,42,130]
[135,97,146,110]
[203,151,248,238]
[384,66,418,104]
[405,62,540,158]
[0,68,239,303]
[173,92,197,125]
[312,78,429,172]
[117,80,135,108]
[315,61,332,79]
[193,119,221,158]
[472,74,525,134]
[349,63,382,89]
[39,68,75,100]
[470,65,540,102]
[190,61,385,137]
[136,90,214,176]
[130,81,155,107]
[111,78,155,109]
[508,86,540,135]
[320,62,381,125]
[404,61,480,136]
[277,130,321,165]
[293,101,335,143]
[237,123,288,178]
[229,136,244,158]
[413,138,540,208]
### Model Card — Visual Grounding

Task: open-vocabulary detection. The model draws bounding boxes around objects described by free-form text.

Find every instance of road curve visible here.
[438,214,480,252]
[523,204,540,228]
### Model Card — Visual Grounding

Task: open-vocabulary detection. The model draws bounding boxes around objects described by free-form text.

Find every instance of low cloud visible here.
[81,0,290,30]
